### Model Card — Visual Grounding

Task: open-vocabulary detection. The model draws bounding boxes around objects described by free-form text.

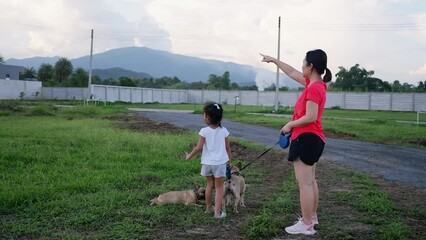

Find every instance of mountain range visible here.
[91,67,151,80]
[6,47,301,89]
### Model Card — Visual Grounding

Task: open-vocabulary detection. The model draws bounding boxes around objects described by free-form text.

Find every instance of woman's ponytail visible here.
[306,49,332,83]
[323,68,332,83]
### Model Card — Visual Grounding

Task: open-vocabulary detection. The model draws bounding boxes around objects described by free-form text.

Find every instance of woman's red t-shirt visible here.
[291,78,327,143]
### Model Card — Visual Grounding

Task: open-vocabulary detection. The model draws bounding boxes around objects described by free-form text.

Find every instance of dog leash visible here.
[239,140,280,171]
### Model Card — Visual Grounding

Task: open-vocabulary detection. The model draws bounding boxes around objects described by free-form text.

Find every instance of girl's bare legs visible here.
[293,159,315,225]
[213,177,225,217]
[205,176,215,212]
[312,163,319,219]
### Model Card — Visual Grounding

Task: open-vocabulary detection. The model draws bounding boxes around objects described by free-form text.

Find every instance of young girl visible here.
[185,102,232,219]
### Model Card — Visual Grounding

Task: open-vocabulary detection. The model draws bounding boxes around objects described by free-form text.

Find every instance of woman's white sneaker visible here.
[285,219,316,235]
[312,215,319,225]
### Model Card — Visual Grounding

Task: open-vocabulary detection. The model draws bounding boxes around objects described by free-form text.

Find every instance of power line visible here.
[283,21,426,32]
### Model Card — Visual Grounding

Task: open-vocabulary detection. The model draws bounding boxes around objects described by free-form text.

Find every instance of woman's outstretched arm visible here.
[260,53,306,86]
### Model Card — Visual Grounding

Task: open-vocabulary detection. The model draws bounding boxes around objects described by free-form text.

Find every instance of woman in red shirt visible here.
[261,49,331,235]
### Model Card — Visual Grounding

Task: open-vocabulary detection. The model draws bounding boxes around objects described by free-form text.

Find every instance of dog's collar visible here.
[227,172,242,184]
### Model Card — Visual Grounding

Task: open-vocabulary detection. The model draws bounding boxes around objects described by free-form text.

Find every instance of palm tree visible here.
[68,67,88,87]
[54,57,73,83]
[37,63,54,82]
[22,67,37,79]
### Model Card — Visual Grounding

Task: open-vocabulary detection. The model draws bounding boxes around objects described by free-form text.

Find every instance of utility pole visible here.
[274,17,281,112]
[88,29,94,99]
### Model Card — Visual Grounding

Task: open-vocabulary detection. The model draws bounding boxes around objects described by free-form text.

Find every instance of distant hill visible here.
[6,56,59,68]
[70,47,258,86]
[92,67,151,80]
[6,46,302,89]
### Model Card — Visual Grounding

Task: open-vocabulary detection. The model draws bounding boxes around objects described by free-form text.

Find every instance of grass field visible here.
[1,100,425,239]
[0,115,204,238]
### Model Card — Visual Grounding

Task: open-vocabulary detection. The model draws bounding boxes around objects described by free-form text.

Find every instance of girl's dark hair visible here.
[306,49,332,83]
[204,102,223,127]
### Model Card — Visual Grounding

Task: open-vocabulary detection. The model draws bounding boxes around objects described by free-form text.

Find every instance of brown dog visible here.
[150,184,206,206]
[223,162,246,213]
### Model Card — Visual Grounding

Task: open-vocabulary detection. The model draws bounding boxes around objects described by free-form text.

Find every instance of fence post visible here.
[417,111,419,124]
[368,93,371,110]
[412,93,415,112]
[390,92,393,111]
[343,92,346,109]
[257,91,259,106]
[202,89,204,103]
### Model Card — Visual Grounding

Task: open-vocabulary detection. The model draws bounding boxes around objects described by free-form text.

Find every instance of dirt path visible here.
[113,114,426,240]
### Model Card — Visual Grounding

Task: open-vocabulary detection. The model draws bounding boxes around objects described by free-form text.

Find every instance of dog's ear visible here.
[193,183,200,191]
[236,161,242,169]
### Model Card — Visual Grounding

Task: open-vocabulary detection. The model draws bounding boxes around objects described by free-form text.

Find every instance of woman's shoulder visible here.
[308,81,326,91]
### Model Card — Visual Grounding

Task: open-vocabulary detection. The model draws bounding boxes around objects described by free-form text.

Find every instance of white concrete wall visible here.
[41,87,88,100]
[2,82,425,112]
[0,79,42,99]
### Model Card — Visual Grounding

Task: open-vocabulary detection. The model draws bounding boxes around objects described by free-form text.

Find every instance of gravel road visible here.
[134,109,426,189]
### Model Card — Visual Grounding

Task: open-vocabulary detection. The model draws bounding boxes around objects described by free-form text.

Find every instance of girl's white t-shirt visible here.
[199,126,229,165]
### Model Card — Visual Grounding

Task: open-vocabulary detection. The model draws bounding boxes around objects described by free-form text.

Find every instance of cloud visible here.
[28,31,55,54]
[0,0,171,59]
[409,64,426,76]
[255,69,276,91]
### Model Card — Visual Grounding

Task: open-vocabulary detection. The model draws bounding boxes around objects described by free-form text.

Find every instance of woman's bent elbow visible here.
[306,116,317,124]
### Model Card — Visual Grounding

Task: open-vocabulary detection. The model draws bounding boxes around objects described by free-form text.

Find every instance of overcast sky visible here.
[1,0,425,85]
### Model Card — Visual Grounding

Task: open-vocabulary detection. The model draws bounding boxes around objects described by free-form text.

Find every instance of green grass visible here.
[243,175,297,238]
[323,108,426,122]
[242,168,415,239]
[0,116,207,238]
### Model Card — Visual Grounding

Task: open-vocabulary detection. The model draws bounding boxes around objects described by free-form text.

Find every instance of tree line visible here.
[18,57,89,87]
[92,71,258,91]
[329,64,426,93]
[1,53,425,92]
